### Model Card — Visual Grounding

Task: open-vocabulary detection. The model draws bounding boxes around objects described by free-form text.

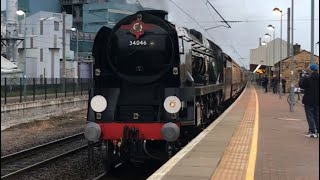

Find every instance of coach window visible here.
[226,60,232,68]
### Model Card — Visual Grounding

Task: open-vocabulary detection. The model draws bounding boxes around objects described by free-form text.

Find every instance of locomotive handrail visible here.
[180,35,214,53]
[192,49,215,58]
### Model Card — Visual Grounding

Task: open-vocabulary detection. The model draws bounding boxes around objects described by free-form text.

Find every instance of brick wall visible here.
[274,50,319,92]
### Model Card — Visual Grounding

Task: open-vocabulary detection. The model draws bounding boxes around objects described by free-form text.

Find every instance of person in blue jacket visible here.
[299,64,319,138]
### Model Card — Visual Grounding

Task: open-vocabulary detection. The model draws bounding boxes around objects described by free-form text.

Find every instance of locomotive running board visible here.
[194,83,224,96]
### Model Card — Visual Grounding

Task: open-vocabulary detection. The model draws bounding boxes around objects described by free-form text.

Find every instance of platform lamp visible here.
[70,27,79,62]
[261,41,268,79]
[273,7,284,99]
[267,24,276,94]
[264,33,272,91]
[16,10,27,101]
[71,27,79,83]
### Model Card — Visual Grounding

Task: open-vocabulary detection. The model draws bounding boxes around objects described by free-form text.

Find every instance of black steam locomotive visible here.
[84,10,246,170]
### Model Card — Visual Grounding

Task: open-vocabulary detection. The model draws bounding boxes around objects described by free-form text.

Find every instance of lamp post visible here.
[267,25,276,94]
[71,27,79,80]
[289,0,295,112]
[261,40,268,81]
[267,25,276,76]
[264,33,272,91]
[16,10,27,101]
[311,0,315,64]
[273,7,284,99]
[71,27,79,62]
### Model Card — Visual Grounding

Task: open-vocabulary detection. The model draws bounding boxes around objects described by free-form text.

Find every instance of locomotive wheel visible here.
[215,93,224,115]
[102,141,115,172]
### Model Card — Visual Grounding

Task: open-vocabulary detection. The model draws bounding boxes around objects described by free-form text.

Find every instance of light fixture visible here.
[71,27,77,32]
[90,95,108,113]
[16,10,25,16]
[164,96,181,114]
[267,25,275,31]
[262,41,267,46]
[273,7,282,16]
[264,33,271,38]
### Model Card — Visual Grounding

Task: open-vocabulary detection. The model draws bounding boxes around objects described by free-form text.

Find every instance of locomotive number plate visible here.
[129,40,148,46]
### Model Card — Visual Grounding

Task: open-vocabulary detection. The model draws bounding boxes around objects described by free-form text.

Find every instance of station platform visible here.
[148,83,319,180]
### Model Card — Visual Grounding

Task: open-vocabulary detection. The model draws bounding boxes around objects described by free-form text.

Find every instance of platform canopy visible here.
[1,56,21,73]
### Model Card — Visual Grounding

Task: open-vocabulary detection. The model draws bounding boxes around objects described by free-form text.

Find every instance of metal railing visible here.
[1,78,93,104]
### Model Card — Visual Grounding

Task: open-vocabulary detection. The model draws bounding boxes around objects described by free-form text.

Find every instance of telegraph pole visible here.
[310,0,315,64]
[62,12,66,92]
[62,12,66,79]
[289,1,295,112]
[287,8,291,59]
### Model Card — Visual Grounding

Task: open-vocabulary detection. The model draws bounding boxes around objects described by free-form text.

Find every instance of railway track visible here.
[1,133,87,179]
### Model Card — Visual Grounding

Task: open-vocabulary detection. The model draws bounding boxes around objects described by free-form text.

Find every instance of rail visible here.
[1,133,86,179]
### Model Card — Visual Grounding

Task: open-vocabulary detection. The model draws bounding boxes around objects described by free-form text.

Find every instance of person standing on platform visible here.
[261,75,269,93]
[299,64,319,138]
[271,75,278,94]
[281,76,287,94]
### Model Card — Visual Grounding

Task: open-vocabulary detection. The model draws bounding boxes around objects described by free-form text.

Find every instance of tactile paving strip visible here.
[211,88,257,180]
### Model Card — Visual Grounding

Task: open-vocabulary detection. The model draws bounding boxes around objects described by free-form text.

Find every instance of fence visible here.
[1,78,93,104]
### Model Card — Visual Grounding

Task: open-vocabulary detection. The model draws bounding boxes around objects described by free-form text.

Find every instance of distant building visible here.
[1,11,6,55]
[18,0,61,15]
[82,0,143,32]
[17,11,77,79]
[250,38,288,74]
[61,0,143,78]
[5,0,144,79]
[274,48,319,92]
[1,11,6,36]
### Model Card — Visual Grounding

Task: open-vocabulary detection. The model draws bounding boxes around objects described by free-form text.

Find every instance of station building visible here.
[274,46,319,92]
[3,0,144,79]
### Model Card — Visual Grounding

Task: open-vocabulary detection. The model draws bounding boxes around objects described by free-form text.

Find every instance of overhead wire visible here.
[205,0,231,29]
[168,0,216,41]
[202,0,219,29]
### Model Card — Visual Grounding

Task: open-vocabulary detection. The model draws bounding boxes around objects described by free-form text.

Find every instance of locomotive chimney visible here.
[293,43,301,55]
[138,10,168,20]
[259,38,262,47]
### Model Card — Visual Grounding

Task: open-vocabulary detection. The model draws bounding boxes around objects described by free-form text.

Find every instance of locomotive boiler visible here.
[84,10,246,170]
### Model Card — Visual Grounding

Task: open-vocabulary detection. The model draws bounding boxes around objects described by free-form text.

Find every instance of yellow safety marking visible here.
[245,88,259,180]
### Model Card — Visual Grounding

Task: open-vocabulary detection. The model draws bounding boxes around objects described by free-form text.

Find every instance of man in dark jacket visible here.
[281,77,287,94]
[261,75,269,93]
[271,75,278,94]
[299,64,319,138]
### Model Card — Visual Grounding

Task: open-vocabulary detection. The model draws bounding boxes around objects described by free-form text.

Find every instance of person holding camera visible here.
[299,64,319,138]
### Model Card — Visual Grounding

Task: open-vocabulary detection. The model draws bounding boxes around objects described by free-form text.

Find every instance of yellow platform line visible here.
[245,88,259,180]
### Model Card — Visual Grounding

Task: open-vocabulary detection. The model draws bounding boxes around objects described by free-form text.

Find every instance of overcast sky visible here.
[2,0,319,68]
[138,0,319,68]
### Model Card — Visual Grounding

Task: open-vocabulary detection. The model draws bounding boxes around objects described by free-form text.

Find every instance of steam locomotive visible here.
[84,10,246,170]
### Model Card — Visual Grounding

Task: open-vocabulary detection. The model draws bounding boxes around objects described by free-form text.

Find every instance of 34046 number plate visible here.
[129,40,148,46]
